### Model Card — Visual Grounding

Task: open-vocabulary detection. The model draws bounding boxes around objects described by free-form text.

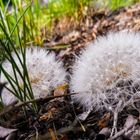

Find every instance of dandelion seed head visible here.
[70,31,140,111]
[1,47,67,105]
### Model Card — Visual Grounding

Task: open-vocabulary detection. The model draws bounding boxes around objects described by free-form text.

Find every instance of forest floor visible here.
[1,3,140,140]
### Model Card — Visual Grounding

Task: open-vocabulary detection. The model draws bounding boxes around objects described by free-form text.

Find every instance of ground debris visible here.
[1,3,140,140]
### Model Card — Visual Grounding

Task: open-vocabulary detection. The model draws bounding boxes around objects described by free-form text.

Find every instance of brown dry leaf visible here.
[54,16,78,36]
[39,111,53,121]
[61,30,81,44]
[39,108,58,121]
[50,45,70,50]
[98,112,111,129]
[53,83,68,96]
[59,134,69,140]
[49,128,57,140]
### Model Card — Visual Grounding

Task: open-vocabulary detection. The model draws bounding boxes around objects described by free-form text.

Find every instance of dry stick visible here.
[30,124,84,140]
[110,110,118,136]
[108,115,137,140]
[110,100,123,136]
[108,126,133,140]
[0,93,76,117]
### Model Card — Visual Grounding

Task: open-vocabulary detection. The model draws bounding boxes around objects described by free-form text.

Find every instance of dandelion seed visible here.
[70,31,140,112]
[70,30,140,134]
[1,47,67,105]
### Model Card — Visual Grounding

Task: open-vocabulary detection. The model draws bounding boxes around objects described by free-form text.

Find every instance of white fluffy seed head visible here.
[70,31,140,111]
[1,47,67,105]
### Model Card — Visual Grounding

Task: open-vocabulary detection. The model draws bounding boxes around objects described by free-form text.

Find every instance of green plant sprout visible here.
[0,1,37,113]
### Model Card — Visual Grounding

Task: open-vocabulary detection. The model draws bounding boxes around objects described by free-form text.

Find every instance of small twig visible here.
[111,100,123,136]
[0,93,76,116]
[108,115,137,140]
[30,124,85,140]
[110,111,118,136]
[108,126,132,140]
[33,125,39,140]
[71,102,86,132]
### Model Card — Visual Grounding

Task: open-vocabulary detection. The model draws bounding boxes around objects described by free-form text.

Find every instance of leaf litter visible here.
[1,3,140,140]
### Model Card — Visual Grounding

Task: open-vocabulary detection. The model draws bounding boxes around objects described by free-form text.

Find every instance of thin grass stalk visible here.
[0,20,23,66]
[0,63,22,97]
[0,54,24,97]
[21,13,38,112]
[12,3,24,101]
[8,3,31,42]
[13,3,22,46]
[0,1,37,112]
[4,0,11,15]
[0,27,31,101]
[4,8,25,101]
[22,17,27,102]
[0,1,5,11]
[13,3,36,101]
[0,24,35,101]
[0,40,25,92]
[21,47,38,112]
[0,66,21,98]
[0,8,10,35]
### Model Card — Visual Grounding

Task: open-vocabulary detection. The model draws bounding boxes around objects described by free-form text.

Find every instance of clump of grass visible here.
[46,0,94,35]
[0,0,52,47]
[106,0,140,10]
[0,0,94,47]
[46,0,92,20]
[0,0,68,113]
[0,1,37,113]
